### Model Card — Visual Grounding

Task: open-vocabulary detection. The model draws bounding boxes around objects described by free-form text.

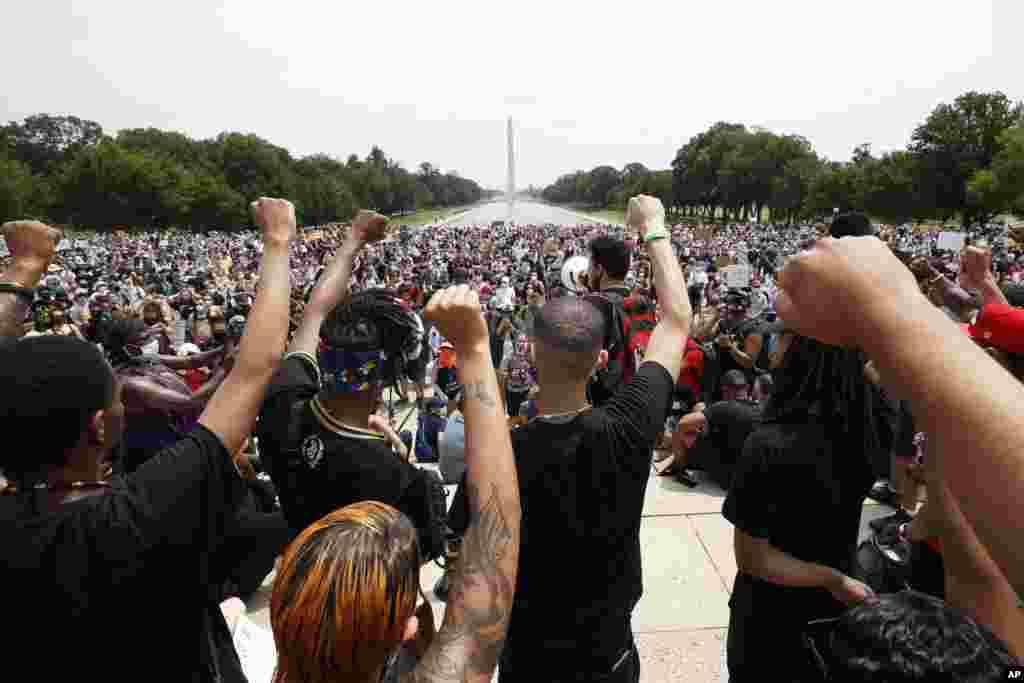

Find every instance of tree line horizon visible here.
[0,118,497,230]
[537,91,1024,227]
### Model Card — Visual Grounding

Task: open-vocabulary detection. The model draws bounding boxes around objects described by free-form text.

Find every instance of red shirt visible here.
[678,338,705,397]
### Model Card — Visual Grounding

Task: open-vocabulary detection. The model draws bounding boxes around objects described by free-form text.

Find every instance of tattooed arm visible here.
[413,285,521,683]
[0,221,62,343]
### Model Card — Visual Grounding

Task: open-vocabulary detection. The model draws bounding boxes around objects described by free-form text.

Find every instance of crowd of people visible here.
[1,193,1023,682]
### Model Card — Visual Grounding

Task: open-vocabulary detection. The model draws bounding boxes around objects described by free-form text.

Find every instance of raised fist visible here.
[626,195,666,240]
[250,198,296,245]
[424,285,488,352]
[2,220,62,282]
[776,236,922,348]
[349,210,391,245]
[959,246,992,291]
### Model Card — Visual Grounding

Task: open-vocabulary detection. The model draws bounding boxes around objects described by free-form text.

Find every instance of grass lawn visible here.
[583,207,627,224]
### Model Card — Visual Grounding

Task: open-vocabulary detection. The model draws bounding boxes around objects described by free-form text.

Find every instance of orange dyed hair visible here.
[271,501,420,683]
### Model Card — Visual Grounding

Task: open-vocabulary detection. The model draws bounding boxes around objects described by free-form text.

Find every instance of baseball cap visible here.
[964,303,1024,353]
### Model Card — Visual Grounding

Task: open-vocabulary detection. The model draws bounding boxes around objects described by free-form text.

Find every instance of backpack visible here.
[584,291,637,406]
[695,338,721,404]
[855,533,911,595]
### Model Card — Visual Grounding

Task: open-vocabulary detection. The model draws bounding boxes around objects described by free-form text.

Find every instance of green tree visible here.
[56,142,188,228]
[910,91,1024,224]
[0,156,38,221]
[2,114,103,175]
[967,125,1024,220]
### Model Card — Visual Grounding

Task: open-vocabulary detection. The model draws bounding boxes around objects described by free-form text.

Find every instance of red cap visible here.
[965,304,1024,353]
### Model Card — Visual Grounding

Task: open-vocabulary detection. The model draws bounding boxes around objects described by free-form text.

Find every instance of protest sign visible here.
[936,231,966,253]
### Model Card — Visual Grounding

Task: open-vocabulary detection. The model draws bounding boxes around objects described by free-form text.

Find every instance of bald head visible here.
[532,298,606,382]
[533,297,605,353]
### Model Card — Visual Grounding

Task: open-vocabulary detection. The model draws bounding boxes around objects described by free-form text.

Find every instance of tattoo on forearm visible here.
[463,380,497,409]
[407,482,516,682]
[0,295,31,342]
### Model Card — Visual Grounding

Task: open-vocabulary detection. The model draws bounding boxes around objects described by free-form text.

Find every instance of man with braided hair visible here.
[257,211,442,560]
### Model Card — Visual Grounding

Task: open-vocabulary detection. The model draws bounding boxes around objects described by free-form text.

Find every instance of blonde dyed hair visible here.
[271,501,421,683]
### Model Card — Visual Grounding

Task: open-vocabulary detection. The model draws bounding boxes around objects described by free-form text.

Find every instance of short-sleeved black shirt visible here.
[689,399,762,489]
[256,354,433,541]
[0,425,247,682]
[489,361,673,674]
[722,419,875,672]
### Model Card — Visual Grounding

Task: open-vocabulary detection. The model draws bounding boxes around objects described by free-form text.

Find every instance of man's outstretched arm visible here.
[632,195,691,381]
[410,285,520,683]
[288,211,390,358]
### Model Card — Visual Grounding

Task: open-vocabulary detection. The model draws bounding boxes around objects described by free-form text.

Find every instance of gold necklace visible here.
[532,404,592,422]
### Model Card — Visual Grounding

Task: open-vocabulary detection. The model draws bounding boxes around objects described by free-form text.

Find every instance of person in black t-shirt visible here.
[711,288,764,398]
[662,370,762,489]
[450,195,691,683]
[582,235,634,407]
[722,333,894,682]
[257,211,440,555]
[0,200,296,682]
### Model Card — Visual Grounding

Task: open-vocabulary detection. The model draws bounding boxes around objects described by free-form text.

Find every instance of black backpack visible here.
[584,292,634,406]
[855,533,911,594]
[696,339,721,404]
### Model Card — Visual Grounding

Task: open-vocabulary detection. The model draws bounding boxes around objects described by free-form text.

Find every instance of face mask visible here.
[142,339,160,355]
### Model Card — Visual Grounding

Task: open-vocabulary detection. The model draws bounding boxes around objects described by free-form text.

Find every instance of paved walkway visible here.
[239,396,892,682]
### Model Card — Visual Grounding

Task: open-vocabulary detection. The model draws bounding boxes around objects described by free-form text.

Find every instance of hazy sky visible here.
[2,0,1020,189]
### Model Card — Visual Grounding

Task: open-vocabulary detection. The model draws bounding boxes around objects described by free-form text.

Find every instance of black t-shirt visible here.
[713,317,762,392]
[488,362,673,673]
[256,355,433,541]
[689,400,762,489]
[722,419,875,671]
[0,425,247,682]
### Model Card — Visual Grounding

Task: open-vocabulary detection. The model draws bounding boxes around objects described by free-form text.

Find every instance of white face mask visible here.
[142,339,160,355]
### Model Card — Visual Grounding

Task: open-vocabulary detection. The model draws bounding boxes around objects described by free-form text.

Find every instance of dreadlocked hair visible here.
[764,335,894,464]
[102,317,148,367]
[320,289,425,389]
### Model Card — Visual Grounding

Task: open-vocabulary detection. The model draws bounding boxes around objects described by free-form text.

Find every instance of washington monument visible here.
[506,117,515,198]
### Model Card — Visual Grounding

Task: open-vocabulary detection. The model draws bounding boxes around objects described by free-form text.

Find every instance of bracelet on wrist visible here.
[0,281,36,304]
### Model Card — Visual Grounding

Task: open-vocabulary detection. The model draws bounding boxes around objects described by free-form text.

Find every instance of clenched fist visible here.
[959,245,992,292]
[250,198,296,245]
[424,285,488,352]
[776,236,924,348]
[2,220,62,284]
[349,209,391,245]
[626,195,667,241]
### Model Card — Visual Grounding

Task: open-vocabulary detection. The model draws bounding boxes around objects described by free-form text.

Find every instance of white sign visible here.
[724,264,752,288]
[936,231,966,252]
